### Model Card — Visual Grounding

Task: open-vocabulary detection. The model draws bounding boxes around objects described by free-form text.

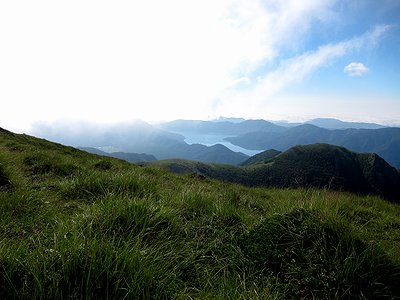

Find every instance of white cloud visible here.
[344,62,369,76]
[0,0,339,130]
[0,1,394,131]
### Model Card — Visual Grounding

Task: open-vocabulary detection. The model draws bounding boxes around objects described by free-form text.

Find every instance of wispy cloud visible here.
[215,25,391,117]
[344,62,369,76]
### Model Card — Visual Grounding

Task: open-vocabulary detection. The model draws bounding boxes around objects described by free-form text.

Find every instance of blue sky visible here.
[0,0,399,132]
[289,1,400,99]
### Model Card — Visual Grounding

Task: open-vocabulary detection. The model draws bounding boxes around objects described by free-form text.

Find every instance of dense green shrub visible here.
[23,153,80,176]
[93,159,113,170]
[0,161,10,187]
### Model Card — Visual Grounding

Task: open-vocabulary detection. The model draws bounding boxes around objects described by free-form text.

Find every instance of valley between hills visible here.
[1,119,400,298]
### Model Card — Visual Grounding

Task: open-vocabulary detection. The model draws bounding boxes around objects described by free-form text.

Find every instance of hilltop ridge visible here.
[155,144,400,202]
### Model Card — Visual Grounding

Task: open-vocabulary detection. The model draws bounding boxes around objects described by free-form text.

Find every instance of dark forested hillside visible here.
[155,144,400,202]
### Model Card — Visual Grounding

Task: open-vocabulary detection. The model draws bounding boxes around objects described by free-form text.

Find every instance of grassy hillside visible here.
[1,128,400,299]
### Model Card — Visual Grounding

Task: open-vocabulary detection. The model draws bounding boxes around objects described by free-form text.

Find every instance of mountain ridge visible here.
[305,118,386,130]
[158,119,286,135]
[78,147,157,163]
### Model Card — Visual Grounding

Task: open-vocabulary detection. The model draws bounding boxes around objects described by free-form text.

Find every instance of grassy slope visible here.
[1,129,400,299]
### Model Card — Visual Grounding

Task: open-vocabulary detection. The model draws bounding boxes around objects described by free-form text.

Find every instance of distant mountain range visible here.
[167,116,387,133]
[270,118,386,129]
[32,120,248,165]
[30,118,399,167]
[154,144,400,202]
[158,118,399,168]
[226,125,400,168]
[304,118,386,130]
[159,119,285,135]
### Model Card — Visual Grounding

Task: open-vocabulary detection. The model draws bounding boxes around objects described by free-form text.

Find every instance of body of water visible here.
[180,133,262,156]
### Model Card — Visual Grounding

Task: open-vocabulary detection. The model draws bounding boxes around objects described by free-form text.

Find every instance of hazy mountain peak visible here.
[306,118,386,130]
